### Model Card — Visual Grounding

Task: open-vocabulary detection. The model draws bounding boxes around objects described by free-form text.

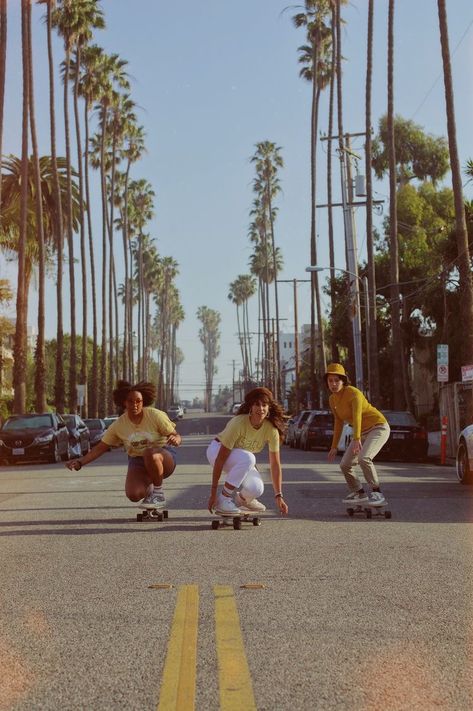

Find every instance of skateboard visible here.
[136,506,169,522]
[211,511,262,530]
[345,502,392,519]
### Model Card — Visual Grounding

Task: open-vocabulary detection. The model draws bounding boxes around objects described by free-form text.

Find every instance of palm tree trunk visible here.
[73,44,88,417]
[83,97,98,416]
[13,0,29,414]
[99,103,108,415]
[46,0,65,413]
[437,0,473,384]
[387,0,406,410]
[365,0,380,403]
[26,0,46,412]
[328,5,338,363]
[0,0,7,222]
[64,46,78,412]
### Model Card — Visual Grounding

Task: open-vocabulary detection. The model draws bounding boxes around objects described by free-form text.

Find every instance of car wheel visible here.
[457,441,473,485]
[61,443,72,461]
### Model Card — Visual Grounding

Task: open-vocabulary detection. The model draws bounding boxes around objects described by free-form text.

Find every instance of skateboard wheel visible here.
[137,513,143,522]
[252,517,260,526]
[233,517,242,530]
[163,510,169,519]
[211,520,219,530]
[156,513,163,522]
[347,508,354,517]
[385,510,392,519]
[366,508,372,519]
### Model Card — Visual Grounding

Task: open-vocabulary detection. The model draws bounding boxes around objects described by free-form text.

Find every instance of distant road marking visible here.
[157,584,199,711]
[214,585,257,710]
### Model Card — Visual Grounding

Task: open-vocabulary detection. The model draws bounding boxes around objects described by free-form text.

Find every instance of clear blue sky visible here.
[1,0,472,401]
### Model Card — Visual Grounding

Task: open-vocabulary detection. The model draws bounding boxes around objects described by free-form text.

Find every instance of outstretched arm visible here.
[66,441,111,470]
[269,450,288,515]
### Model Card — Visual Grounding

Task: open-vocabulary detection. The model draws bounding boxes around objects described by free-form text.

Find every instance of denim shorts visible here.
[128,445,177,469]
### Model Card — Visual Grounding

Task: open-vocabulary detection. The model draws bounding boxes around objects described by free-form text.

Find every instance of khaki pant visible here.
[340,423,390,491]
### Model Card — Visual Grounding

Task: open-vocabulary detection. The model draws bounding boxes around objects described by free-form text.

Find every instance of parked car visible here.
[456,425,473,484]
[103,416,119,429]
[62,414,90,457]
[378,410,428,461]
[83,418,107,447]
[167,404,184,421]
[0,413,71,464]
[299,410,334,451]
[285,410,313,448]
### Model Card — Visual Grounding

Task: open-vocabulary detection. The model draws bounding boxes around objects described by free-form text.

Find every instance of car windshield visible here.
[310,414,333,426]
[84,419,103,428]
[2,415,53,430]
[383,411,418,426]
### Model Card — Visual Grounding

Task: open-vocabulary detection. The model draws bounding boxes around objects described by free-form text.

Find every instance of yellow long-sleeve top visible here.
[329,385,387,449]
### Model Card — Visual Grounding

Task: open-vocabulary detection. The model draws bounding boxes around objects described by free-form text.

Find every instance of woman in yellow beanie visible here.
[325,364,390,506]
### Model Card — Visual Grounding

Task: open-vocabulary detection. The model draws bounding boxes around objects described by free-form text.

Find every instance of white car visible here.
[232,403,242,415]
[337,423,353,453]
[456,425,473,484]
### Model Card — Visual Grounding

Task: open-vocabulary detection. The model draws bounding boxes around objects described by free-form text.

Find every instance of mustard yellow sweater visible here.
[329,385,387,448]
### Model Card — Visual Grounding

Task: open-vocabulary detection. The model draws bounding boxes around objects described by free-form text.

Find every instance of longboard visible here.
[136,506,169,522]
[211,511,262,530]
[345,503,392,519]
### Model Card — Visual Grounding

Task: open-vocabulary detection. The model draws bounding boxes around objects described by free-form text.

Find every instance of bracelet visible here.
[275,493,283,499]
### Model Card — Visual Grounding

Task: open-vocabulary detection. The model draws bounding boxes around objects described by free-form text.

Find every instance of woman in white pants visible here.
[207,387,289,516]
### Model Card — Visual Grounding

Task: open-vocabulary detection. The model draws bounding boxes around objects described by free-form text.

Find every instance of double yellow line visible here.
[157,585,257,711]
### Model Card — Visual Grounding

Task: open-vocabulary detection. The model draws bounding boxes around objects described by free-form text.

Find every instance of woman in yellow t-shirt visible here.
[325,363,390,507]
[207,387,289,516]
[66,381,181,509]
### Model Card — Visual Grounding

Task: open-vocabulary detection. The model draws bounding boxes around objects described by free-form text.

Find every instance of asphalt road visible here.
[0,412,472,711]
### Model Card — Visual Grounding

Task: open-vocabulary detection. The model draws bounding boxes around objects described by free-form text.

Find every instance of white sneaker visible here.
[140,487,166,509]
[343,490,369,505]
[368,491,386,507]
[235,493,266,512]
[215,494,241,516]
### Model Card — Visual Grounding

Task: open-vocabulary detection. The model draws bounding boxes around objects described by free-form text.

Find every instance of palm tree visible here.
[0,0,6,227]
[251,141,284,396]
[387,0,406,410]
[364,0,380,403]
[197,306,221,412]
[26,0,47,411]
[437,0,473,393]
[12,0,30,414]
[292,1,332,404]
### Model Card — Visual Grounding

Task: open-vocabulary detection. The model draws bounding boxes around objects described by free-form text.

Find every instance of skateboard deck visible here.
[136,506,169,522]
[345,502,392,519]
[211,511,262,530]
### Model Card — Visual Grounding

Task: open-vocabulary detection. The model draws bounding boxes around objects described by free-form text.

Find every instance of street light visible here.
[306,265,369,394]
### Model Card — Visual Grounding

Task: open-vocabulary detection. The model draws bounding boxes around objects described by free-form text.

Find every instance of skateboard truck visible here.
[346,504,392,520]
[137,508,169,522]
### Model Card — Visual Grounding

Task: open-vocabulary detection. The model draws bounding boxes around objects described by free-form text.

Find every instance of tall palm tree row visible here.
[1,0,185,416]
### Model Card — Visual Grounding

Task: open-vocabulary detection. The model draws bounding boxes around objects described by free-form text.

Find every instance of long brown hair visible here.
[237,387,286,441]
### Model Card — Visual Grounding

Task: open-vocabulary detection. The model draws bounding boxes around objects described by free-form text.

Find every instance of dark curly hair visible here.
[237,387,286,441]
[112,380,157,409]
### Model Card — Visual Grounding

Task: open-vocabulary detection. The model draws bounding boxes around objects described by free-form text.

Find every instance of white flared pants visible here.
[206,439,264,500]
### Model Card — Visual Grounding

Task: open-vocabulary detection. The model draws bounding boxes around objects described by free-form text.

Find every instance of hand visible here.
[352,439,362,455]
[167,432,181,446]
[208,489,217,513]
[276,496,288,515]
[66,459,81,471]
[328,447,338,462]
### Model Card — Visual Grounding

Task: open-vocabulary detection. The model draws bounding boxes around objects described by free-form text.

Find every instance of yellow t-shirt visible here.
[329,385,387,448]
[102,407,176,457]
[217,414,280,453]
